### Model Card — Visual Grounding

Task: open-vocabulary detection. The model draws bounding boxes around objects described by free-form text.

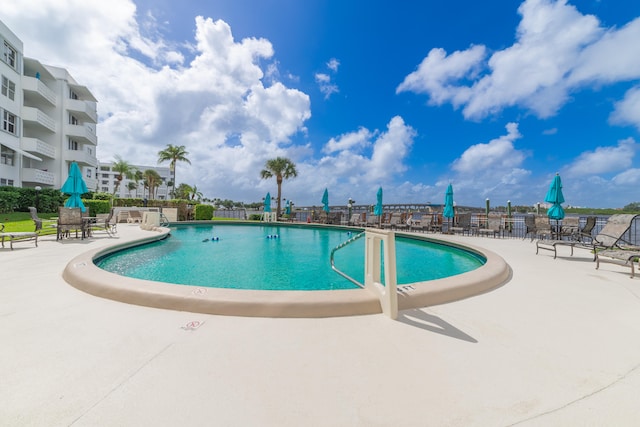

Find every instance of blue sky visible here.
[3,0,640,207]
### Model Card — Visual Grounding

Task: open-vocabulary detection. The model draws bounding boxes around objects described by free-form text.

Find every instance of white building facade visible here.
[0,19,98,190]
[98,162,172,200]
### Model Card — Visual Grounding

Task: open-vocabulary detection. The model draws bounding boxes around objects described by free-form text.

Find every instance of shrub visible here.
[194,204,213,220]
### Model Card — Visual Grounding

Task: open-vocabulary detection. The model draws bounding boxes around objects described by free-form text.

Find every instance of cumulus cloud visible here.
[564,138,637,177]
[397,0,640,121]
[443,123,532,204]
[610,86,640,131]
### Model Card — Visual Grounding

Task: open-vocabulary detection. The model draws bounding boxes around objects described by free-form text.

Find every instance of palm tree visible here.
[188,184,203,201]
[127,182,138,197]
[112,155,135,197]
[260,157,298,218]
[143,169,162,200]
[157,144,190,198]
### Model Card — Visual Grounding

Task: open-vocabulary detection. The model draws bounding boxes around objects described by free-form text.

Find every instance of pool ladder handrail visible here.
[159,213,170,227]
[330,231,366,288]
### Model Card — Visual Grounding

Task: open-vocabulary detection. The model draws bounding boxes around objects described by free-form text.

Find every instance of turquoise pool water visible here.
[96,224,485,291]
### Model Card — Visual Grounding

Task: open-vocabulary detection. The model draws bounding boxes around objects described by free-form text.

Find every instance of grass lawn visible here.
[1,212,58,234]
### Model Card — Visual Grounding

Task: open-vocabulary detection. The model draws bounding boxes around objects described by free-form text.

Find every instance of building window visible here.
[1,146,15,166]
[3,42,17,69]
[70,89,78,100]
[101,186,109,192]
[70,115,79,125]
[2,110,17,135]
[68,139,78,150]
[1,76,15,100]
[86,168,92,178]
[0,178,5,185]
[101,180,109,185]
[100,166,110,171]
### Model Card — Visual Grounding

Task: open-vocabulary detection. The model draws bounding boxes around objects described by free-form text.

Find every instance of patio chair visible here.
[91,208,117,236]
[348,213,363,226]
[0,223,38,250]
[537,214,639,260]
[410,213,432,233]
[450,212,472,235]
[28,206,56,232]
[382,212,402,229]
[127,210,143,223]
[477,214,503,238]
[57,207,86,240]
[596,249,640,278]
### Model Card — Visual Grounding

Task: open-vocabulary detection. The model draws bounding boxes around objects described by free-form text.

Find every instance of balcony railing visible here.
[67,98,98,123]
[22,76,57,105]
[21,168,55,185]
[64,149,98,167]
[22,107,57,132]
[66,124,97,145]
[21,137,56,159]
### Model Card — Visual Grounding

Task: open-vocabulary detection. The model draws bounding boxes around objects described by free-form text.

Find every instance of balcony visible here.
[64,149,98,167]
[67,98,98,123]
[66,124,97,145]
[22,107,56,132]
[84,177,98,191]
[22,76,57,106]
[21,168,55,186]
[21,137,56,159]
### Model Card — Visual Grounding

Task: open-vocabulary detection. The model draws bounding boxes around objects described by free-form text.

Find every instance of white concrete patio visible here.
[2,224,640,426]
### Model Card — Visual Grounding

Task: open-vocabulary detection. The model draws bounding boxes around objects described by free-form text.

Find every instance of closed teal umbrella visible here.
[443,184,454,234]
[443,184,454,219]
[322,188,330,213]
[264,192,271,213]
[374,187,383,216]
[545,173,565,239]
[285,199,291,215]
[545,174,565,220]
[61,162,88,212]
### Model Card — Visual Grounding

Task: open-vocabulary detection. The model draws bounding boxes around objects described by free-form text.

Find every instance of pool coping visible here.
[62,224,511,318]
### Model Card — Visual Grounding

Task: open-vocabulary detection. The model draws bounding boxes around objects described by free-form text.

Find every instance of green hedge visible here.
[194,204,213,220]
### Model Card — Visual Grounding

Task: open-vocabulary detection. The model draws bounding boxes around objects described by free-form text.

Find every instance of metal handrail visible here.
[330,231,365,288]
[159,213,170,227]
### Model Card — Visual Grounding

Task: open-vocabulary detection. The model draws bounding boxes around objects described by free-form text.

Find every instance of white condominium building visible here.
[0,19,98,190]
[98,162,172,200]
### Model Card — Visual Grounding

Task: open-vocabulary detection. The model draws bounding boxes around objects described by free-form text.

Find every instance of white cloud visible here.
[327,58,340,72]
[452,123,524,174]
[397,0,640,121]
[440,123,532,205]
[323,127,373,154]
[610,86,640,131]
[612,168,640,185]
[564,138,637,177]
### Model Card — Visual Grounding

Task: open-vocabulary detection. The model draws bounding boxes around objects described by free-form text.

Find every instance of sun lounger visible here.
[450,212,472,235]
[537,214,638,260]
[595,249,640,278]
[127,210,143,223]
[0,224,38,250]
[477,214,503,238]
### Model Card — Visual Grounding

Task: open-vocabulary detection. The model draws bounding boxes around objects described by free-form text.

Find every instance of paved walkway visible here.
[2,224,640,426]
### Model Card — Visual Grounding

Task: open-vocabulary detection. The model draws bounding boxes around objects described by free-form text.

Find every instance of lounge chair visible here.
[0,223,38,250]
[348,213,363,226]
[90,208,117,236]
[127,210,143,223]
[537,214,639,260]
[28,206,56,232]
[477,214,503,238]
[382,212,402,229]
[410,213,431,233]
[596,249,640,278]
[450,212,472,235]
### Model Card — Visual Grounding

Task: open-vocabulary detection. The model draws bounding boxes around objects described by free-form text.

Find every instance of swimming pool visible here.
[95,224,485,291]
[63,222,510,317]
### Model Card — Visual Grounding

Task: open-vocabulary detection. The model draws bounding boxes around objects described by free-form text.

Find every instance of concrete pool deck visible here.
[2,224,640,426]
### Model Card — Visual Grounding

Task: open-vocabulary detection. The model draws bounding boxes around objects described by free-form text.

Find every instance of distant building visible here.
[98,162,172,200]
[0,19,98,190]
